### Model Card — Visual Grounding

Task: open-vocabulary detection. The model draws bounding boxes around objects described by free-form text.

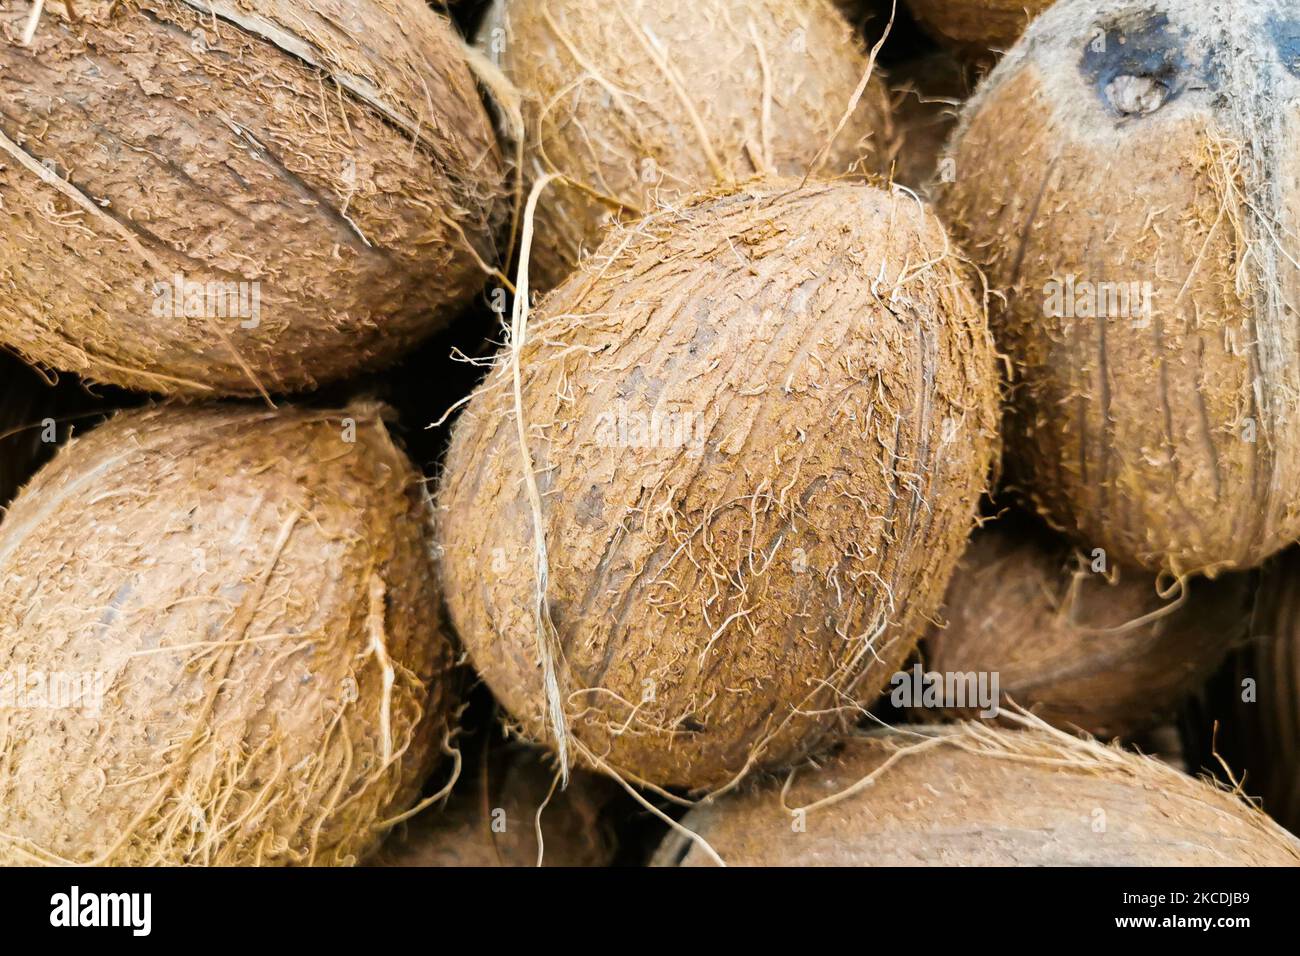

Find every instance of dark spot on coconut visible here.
[679,716,705,733]
[1081,12,1202,118]
[1272,17,1300,79]
[575,483,605,528]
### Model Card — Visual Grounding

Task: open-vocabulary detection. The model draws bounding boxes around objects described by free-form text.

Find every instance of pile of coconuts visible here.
[1,0,1299,869]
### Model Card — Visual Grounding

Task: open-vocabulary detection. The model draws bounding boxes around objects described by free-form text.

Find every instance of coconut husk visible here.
[437,178,1000,793]
[925,514,1252,737]
[371,743,619,866]
[937,0,1300,576]
[0,0,504,396]
[478,0,895,289]
[905,0,1053,51]
[653,717,1300,865]
[0,402,457,865]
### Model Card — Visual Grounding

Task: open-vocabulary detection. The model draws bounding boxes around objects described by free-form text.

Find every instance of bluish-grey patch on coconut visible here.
[1080,11,1204,117]
[1272,17,1300,78]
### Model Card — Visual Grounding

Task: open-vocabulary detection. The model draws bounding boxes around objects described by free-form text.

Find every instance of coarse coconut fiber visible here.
[437,178,1000,793]
[653,718,1300,866]
[926,514,1252,738]
[938,0,1300,576]
[478,0,894,289]
[0,403,456,865]
[0,0,503,396]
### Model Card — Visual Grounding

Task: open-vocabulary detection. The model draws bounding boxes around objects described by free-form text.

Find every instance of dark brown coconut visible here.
[371,744,619,866]
[654,723,1300,866]
[925,515,1252,738]
[479,0,894,289]
[0,0,503,396]
[437,179,999,792]
[937,0,1300,576]
[0,403,456,865]
[905,0,1053,51]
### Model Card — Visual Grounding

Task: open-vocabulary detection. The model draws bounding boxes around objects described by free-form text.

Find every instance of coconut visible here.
[0,0,503,397]
[478,0,894,289]
[924,514,1252,737]
[905,0,1054,51]
[937,0,1300,576]
[437,179,1000,792]
[653,721,1300,866]
[371,743,619,866]
[0,402,456,865]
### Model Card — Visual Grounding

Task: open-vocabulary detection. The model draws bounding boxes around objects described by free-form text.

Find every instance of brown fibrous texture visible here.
[370,743,619,866]
[937,0,1300,576]
[479,0,894,289]
[437,179,1000,792]
[0,0,504,397]
[0,402,457,865]
[905,0,1053,51]
[655,720,1300,866]
[926,514,1252,738]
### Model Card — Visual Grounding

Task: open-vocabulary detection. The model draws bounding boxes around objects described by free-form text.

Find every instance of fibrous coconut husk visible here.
[905,0,1054,51]
[478,0,895,289]
[925,513,1252,737]
[0,0,504,397]
[437,178,1000,793]
[938,0,1300,576]
[653,717,1300,866]
[371,742,619,866]
[0,402,457,865]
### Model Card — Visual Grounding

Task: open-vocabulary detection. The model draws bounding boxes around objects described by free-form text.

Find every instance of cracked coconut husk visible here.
[0,0,505,397]
[370,742,620,867]
[0,401,458,865]
[476,0,896,291]
[905,0,1053,53]
[936,0,1300,577]
[924,511,1253,738]
[652,714,1300,866]
[436,177,1000,794]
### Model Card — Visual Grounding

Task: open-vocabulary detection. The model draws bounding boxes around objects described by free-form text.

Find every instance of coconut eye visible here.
[1105,74,1170,116]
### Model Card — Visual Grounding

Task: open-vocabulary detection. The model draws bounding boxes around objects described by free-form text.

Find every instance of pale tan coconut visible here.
[0,0,504,396]
[437,179,999,792]
[654,721,1300,866]
[0,402,457,865]
[478,0,894,289]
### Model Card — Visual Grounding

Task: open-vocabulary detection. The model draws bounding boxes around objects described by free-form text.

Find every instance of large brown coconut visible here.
[371,744,619,866]
[0,402,456,865]
[478,0,894,290]
[0,1,503,397]
[437,179,1000,792]
[905,0,1054,52]
[937,0,1300,576]
[925,514,1252,737]
[653,722,1300,866]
